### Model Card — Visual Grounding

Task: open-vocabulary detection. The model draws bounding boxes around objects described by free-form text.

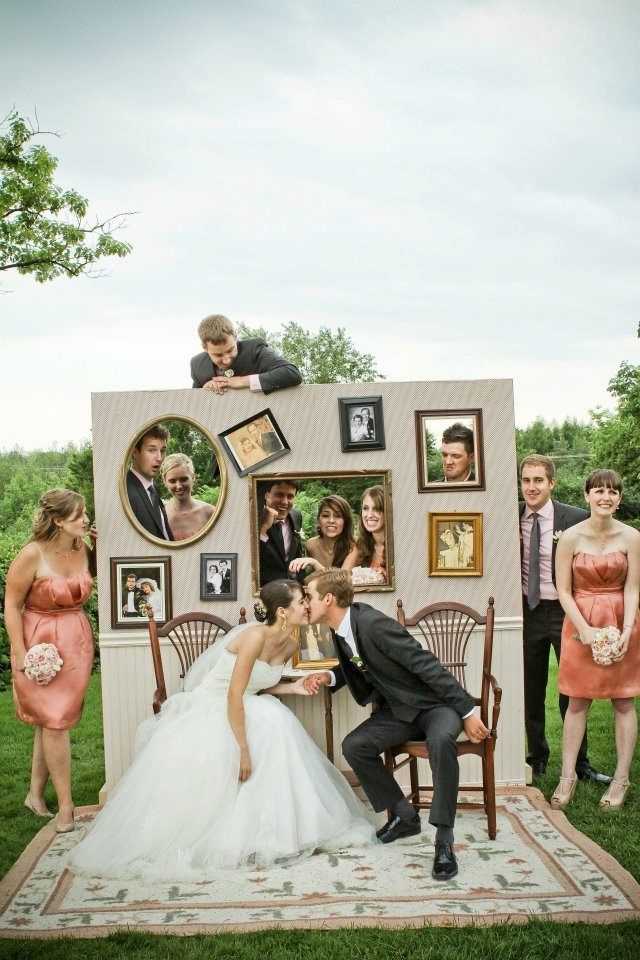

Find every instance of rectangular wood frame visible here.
[110,556,172,628]
[415,408,485,491]
[428,513,483,577]
[338,396,386,452]
[291,624,339,670]
[200,552,238,601]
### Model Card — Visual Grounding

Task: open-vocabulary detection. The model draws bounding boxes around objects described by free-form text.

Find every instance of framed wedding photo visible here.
[200,552,238,601]
[338,396,386,452]
[110,556,172,628]
[218,408,289,477]
[415,409,485,492]
[291,624,338,670]
[428,513,483,577]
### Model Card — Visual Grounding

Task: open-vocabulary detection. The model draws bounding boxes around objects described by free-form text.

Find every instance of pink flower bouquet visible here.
[591,626,623,666]
[23,643,64,685]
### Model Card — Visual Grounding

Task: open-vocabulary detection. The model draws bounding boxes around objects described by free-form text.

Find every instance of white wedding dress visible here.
[68,626,376,879]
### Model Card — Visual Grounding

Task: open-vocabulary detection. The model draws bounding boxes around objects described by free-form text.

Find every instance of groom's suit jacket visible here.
[518,499,588,587]
[126,471,175,541]
[330,603,475,724]
[190,338,302,393]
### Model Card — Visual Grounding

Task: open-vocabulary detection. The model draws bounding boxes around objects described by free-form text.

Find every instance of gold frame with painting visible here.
[291,623,339,670]
[428,512,483,577]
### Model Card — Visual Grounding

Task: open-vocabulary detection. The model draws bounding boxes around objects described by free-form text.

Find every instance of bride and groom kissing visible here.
[69,570,489,883]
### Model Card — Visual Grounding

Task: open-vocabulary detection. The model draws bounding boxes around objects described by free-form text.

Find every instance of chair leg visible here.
[484,742,497,840]
[384,750,395,820]
[409,756,420,811]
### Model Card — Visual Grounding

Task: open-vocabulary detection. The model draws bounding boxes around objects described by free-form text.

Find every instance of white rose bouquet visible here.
[23,643,64,685]
[591,626,623,666]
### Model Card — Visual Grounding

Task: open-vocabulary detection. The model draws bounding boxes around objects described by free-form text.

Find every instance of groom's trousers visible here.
[341,702,463,828]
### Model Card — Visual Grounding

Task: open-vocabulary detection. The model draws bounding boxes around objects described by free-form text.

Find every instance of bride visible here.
[68,580,376,878]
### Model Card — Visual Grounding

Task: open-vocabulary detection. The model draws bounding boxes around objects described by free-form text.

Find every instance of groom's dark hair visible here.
[306,569,354,607]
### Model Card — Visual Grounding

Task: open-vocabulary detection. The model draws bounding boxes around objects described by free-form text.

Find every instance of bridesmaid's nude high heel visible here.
[55,808,75,833]
[550,777,577,810]
[599,778,630,810]
[24,794,54,819]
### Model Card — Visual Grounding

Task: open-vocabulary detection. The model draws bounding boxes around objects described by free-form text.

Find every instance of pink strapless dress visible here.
[558,552,640,700]
[11,572,95,730]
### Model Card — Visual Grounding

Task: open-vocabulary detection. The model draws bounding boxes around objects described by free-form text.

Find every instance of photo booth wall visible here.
[92,379,524,798]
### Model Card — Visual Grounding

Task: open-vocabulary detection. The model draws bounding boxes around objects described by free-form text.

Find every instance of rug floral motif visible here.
[1,789,639,937]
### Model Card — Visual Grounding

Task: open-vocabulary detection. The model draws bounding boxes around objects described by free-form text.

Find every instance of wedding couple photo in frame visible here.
[415,409,485,491]
[110,557,172,628]
[428,513,483,576]
[218,408,289,477]
[338,396,385,452]
[291,623,338,670]
[200,553,237,601]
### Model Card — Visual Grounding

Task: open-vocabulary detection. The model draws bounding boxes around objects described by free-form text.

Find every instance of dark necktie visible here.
[527,513,541,610]
[271,520,286,556]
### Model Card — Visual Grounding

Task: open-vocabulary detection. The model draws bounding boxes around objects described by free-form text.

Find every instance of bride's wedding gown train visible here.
[68,627,376,878]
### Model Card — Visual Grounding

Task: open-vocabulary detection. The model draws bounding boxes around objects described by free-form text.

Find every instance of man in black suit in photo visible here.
[121,573,143,617]
[125,424,174,541]
[520,454,609,783]
[190,314,302,395]
[304,569,489,881]
[258,478,305,586]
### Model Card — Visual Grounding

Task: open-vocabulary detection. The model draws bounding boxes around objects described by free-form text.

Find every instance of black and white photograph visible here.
[110,557,172,628]
[200,553,237,601]
[338,396,385,452]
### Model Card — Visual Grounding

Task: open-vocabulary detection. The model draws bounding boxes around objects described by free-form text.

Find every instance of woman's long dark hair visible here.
[355,484,385,568]
[316,495,355,568]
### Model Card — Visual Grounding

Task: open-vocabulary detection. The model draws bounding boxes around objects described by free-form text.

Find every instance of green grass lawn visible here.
[1,666,639,959]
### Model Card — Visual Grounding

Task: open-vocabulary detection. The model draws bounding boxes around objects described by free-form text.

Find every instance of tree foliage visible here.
[590,362,640,522]
[0,111,133,282]
[237,321,384,384]
[516,417,594,507]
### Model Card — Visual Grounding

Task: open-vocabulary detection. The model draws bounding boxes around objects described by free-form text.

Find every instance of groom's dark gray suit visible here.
[330,603,475,829]
[190,338,302,393]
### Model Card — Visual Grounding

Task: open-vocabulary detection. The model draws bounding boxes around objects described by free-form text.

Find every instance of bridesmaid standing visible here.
[5,489,96,832]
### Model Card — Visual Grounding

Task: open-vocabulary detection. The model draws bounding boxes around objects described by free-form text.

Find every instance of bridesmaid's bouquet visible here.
[23,643,64,685]
[591,626,623,666]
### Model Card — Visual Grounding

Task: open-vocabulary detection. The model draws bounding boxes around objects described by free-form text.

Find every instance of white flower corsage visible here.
[23,643,63,685]
[350,654,365,670]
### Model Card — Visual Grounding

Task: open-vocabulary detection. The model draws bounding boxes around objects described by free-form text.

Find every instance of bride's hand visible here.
[289,676,315,696]
[238,748,252,781]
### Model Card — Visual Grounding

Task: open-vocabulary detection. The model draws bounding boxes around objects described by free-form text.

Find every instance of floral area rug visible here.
[1,788,639,938]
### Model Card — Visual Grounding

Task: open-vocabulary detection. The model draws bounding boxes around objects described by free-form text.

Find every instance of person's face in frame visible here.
[240,438,254,454]
[219,560,229,573]
[202,335,238,371]
[140,581,153,595]
[440,441,474,482]
[360,408,371,422]
[362,493,384,535]
[264,482,297,521]
[132,435,167,481]
[317,506,345,539]
[584,483,621,517]
[125,575,137,591]
[163,465,194,499]
[521,464,556,511]
[247,423,261,443]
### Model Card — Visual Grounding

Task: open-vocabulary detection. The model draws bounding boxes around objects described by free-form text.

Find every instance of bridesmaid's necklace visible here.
[54,542,78,558]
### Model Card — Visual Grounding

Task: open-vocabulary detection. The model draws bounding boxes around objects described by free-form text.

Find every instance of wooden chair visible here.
[384,597,502,839]
[147,608,246,714]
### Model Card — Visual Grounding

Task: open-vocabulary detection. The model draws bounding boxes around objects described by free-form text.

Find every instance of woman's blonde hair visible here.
[161,452,196,480]
[31,489,86,545]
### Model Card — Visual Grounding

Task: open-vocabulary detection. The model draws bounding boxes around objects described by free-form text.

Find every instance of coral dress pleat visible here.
[558,552,640,700]
[11,572,94,730]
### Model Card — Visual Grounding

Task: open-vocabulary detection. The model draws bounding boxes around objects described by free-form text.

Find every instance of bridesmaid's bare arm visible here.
[4,543,40,671]
[86,524,97,578]
[556,525,597,646]
[619,525,640,657]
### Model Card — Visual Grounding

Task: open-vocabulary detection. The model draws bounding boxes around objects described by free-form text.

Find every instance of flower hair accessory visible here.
[255,598,267,618]
[591,626,623,666]
[23,643,63,685]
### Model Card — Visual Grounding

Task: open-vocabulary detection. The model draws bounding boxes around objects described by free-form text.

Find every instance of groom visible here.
[303,569,489,880]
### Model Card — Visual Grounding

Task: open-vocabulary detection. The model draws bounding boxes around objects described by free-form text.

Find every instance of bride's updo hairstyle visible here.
[31,489,86,544]
[254,580,304,624]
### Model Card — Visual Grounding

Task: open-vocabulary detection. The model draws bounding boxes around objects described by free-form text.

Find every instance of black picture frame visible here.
[200,553,238,601]
[218,408,290,477]
[110,556,172,629]
[338,396,385,452]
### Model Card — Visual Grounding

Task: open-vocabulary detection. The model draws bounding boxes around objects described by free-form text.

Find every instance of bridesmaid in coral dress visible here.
[553,469,640,811]
[5,489,96,833]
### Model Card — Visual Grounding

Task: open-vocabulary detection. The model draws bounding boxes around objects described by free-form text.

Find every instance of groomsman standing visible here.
[520,455,610,783]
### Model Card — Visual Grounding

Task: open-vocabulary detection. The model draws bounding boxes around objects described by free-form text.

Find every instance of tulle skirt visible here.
[68,690,376,879]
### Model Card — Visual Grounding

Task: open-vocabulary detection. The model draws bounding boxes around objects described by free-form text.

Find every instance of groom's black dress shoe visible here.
[577,764,612,785]
[377,814,421,844]
[431,841,458,881]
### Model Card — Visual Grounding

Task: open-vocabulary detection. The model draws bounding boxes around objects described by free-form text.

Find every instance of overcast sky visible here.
[2,0,639,450]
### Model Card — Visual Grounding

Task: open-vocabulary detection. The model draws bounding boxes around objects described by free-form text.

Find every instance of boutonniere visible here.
[293,527,306,542]
[553,530,563,542]
[350,654,365,670]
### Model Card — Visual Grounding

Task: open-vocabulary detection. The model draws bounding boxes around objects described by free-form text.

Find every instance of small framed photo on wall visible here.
[110,556,172,628]
[338,396,386,452]
[218,408,289,477]
[415,409,485,491]
[200,553,238,601]
[428,513,483,577]
[291,624,338,670]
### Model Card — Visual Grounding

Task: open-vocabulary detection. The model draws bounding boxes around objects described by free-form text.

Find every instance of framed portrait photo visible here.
[200,552,238,601]
[428,513,483,577]
[338,396,385,452]
[415,409,485,492]
[291,624,338,670]
[218,408,289,477]
[110,556,172,628]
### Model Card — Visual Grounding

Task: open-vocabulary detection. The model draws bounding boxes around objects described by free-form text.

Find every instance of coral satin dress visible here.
[12,572,95,730]
[558,552,640,700]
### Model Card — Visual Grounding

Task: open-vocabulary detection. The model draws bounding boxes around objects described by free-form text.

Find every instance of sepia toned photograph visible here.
[291,623,339,670]
[219,408,289,477]
[428,513,483,577]
[415,409,485,492]
[110,557,172,628]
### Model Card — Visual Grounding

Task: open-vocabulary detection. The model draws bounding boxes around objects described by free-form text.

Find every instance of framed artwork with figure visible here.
[200,553,237,601]
[415,409,485,492]
[218,409,289,477]
[428,513,483,577]
[338,396,385,452]
[110,556,172,628]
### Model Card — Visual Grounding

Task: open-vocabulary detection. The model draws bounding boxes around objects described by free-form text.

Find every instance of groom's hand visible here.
[302,671,331,694]
[463,714,489,743]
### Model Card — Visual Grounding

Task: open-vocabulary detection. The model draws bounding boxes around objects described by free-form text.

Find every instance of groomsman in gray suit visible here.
[190,314,302,395]
[304,569,489,881]
[520,455,609,783]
